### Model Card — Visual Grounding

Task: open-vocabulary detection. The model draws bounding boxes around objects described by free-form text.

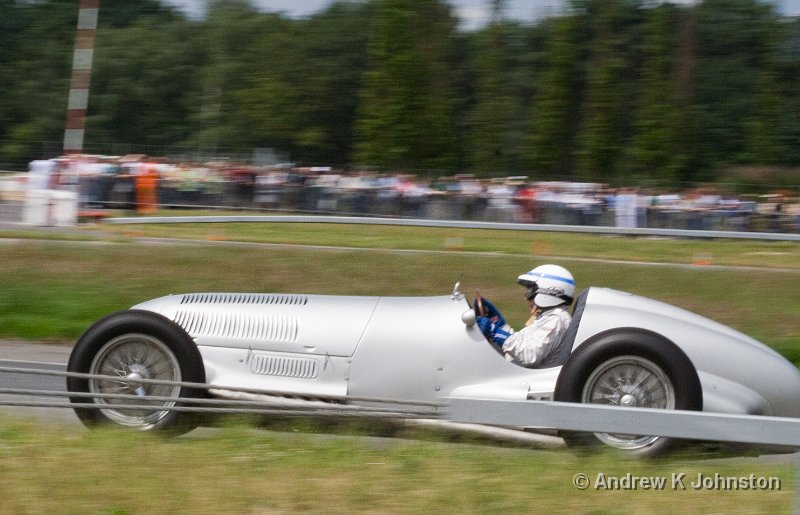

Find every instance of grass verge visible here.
[1,227,798,364]
[0,417,795,514]
[97,221,800,270]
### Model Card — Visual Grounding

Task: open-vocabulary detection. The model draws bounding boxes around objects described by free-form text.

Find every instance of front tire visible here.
[67,310,205,434]
[554,329,702,457]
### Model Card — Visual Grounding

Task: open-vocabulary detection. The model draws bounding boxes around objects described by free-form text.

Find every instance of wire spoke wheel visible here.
[581,355,675,450]
[555,329,702,457]
[88,333,182,429]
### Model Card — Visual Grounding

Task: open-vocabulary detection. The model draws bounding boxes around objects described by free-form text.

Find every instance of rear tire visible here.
[66,310,205,434]
[554,329,702,457]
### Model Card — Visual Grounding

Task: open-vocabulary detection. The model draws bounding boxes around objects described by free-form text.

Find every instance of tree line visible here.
[1,0,799,186]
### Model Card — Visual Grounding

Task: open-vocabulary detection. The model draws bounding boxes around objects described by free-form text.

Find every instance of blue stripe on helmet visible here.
[526,271,575,285]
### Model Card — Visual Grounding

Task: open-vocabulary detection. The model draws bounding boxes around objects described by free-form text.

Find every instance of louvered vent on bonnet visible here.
[180,294,308,306]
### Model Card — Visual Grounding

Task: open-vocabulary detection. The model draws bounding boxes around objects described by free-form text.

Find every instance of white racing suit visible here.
[501,306,572,368]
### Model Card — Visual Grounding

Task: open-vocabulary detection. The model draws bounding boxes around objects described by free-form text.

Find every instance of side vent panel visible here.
[248,354,319,379]
[174,311,299,343]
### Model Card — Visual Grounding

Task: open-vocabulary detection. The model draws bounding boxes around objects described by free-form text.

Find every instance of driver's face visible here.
[524,293,542,316]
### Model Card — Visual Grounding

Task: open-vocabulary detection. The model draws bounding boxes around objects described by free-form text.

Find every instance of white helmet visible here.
[517,264,575,308]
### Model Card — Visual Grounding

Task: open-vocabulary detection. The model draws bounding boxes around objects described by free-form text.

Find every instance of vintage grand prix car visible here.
[66,282,800,456]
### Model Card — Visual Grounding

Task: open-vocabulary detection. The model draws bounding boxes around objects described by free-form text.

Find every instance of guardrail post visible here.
[795,455,800,515]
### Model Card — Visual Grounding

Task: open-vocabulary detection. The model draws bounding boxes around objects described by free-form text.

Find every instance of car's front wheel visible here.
[554,329,702,457]
[66,310,205,434]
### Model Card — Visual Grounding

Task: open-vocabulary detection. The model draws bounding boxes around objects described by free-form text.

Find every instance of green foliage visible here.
[1,0,800,180]
[573,0,640,181]
[469,19,536,174]
[528,14,584,177]
[355,0,460,171]
[88,19,208,147]
[625,4,685,181]
[230,2,370,164]
[693,0,778,170]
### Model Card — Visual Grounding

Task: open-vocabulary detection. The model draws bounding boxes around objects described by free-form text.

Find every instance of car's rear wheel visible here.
[582,354,674,451]
[554,329,702,457]
[67,310,205,434]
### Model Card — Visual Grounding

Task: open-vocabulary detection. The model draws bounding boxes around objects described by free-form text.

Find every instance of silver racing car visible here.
[66,283,800,456]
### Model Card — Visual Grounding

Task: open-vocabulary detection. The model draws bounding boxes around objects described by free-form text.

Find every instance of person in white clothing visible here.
[476,264,575,368]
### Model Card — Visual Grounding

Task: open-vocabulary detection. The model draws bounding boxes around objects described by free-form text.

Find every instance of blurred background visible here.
[0,0,798,229]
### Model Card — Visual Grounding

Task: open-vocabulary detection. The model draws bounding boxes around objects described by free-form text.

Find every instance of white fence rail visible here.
[2,363,799,448]
[105,214,800,242]
[447,398,800,448]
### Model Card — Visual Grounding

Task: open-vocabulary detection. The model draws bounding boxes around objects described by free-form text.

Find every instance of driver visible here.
[476,264,575,368]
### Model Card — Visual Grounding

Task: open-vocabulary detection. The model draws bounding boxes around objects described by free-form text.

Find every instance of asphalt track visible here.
[0,341,78,426]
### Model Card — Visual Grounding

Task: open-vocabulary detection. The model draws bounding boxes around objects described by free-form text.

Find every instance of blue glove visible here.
[475,297,506,327]
[476,315,496,339]
[476,298,512,348]
[492,325,512,347]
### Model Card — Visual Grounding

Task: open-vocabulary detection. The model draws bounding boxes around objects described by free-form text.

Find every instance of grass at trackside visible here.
[1,224,799,365]
[0,418,795,514]
[4,218,800,269]
[1,222,799,356]
[94,220,800,270]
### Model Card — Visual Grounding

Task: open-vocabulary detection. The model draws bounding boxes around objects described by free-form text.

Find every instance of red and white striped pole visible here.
[63,0,100,155]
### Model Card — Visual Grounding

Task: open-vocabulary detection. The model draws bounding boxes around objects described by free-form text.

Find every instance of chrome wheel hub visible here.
[88,334,182,429]
[125,364,148,396]
[582,355,675,450]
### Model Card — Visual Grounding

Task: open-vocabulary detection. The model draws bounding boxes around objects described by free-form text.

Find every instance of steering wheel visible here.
[473,291,506,354]
[474,291,487,317]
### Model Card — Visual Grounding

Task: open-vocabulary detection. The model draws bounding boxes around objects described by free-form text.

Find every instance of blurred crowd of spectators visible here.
[17,154,800,233]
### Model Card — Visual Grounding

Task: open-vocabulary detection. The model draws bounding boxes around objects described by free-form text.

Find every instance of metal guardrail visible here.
[3,364,798,509]
[448,398,800,448]
[0,365,440,419]
[105,214,800,242]
[2,364,799,449]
